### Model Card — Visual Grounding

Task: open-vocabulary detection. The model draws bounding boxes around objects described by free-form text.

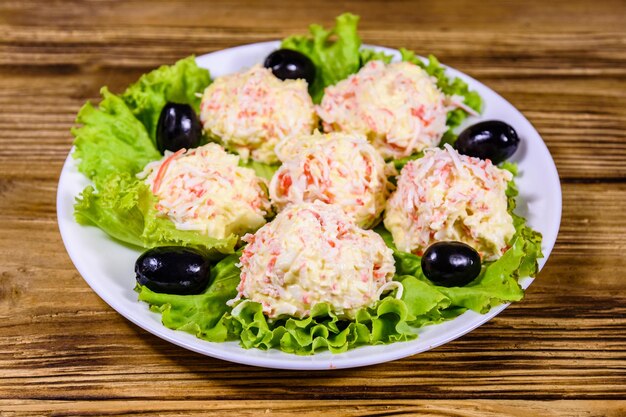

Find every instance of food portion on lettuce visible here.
[136,152,542,354]
[230,202,398,319]
[139,257,416,354]
[317,60,450,159]
[138,163,541,356]
[137,199,542,354]
[281,12,482,169]
[71,57,256,256]
[137,143,272,240]
[384,145,516,260]
[269,131,393,229]
[75,173,238,256]
[199,64,317,164]
[69,13,545,356]
[400,49,482,140]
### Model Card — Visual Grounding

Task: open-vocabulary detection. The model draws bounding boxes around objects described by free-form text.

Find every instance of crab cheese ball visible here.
[138,143,271,239]
[272,129,336,162]
[269,131,393,228]
[199,65,317,164]
[384,144,515,260]
[317,60,449,160]
[230,202,398,319]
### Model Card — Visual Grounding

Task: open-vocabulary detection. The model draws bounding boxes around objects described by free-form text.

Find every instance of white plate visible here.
[57,41,562,370]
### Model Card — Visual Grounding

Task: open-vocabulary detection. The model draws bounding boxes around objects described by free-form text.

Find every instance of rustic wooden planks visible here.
[0,1,624,416]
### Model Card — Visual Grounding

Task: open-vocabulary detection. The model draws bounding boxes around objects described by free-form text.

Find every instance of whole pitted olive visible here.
[421,241,481,287]
[156,102,202,154]
[263,49,316,86]
[135,246,210,295]
[454,120,519,164]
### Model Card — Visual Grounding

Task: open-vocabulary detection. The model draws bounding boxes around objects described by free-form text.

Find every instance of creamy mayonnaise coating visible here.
[138,143,271,239]
[199,65,317,164]
[269,131,394,229]
[230,202,398,319]
[384,145,515,260]
[317,60,449,160]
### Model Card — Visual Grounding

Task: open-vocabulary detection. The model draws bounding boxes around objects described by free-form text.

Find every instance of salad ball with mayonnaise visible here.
[269,131,394,229]
[138,143,272,239]
[317,60,449,160]
[230,202,398,319]
[199,65,317,164]
[384,144,515,260]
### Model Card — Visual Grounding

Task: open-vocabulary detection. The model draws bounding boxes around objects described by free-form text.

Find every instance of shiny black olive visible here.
[156,102,202,154]
[421,241,481,287]
[263,49,316,85]
[454,120,520,164]
[135,246,210,295]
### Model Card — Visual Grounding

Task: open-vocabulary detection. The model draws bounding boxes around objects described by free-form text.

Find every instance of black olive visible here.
[454,120,520,164]
[156,102,202,154]
[421,241,481,287]
[263,49,316,85]
[135,246,210,295]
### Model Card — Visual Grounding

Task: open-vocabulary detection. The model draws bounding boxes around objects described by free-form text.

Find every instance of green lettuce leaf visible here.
[121,56,211,143]
[500,161,519,177]
[239,159,280,182]
[72,57,240,256]
[137,252,242,341]
[72,87,162,185]
[74,173,238,256]
[505,173,543,278]
[360,48,394,65]
[397,275,451,325]
[281,12,363,103]
[392,151,424,171]
[228,291,416,355]
[389,231,537,316]
[74,174,146,247]
[435,235,527,313]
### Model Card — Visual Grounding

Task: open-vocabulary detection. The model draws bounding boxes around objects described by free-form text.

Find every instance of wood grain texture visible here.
[0,1,624,416]
[0,400,625,417]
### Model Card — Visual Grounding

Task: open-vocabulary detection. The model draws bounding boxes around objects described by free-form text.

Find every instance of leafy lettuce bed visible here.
[138,177,542,355]
[72,13,543,355]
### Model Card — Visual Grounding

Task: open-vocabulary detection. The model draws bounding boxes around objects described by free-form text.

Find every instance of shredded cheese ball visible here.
[199,65,317,164]
[269,132,394,228]
[138,143,271,239]
[230,202,398,319]
[384,145,515,260]
[317,60,449,159]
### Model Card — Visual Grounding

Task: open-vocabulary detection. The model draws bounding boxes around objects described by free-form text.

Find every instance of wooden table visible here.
[1,1,625,415]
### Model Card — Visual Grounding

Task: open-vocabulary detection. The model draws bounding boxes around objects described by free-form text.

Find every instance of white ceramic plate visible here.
[57,41,561,370]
